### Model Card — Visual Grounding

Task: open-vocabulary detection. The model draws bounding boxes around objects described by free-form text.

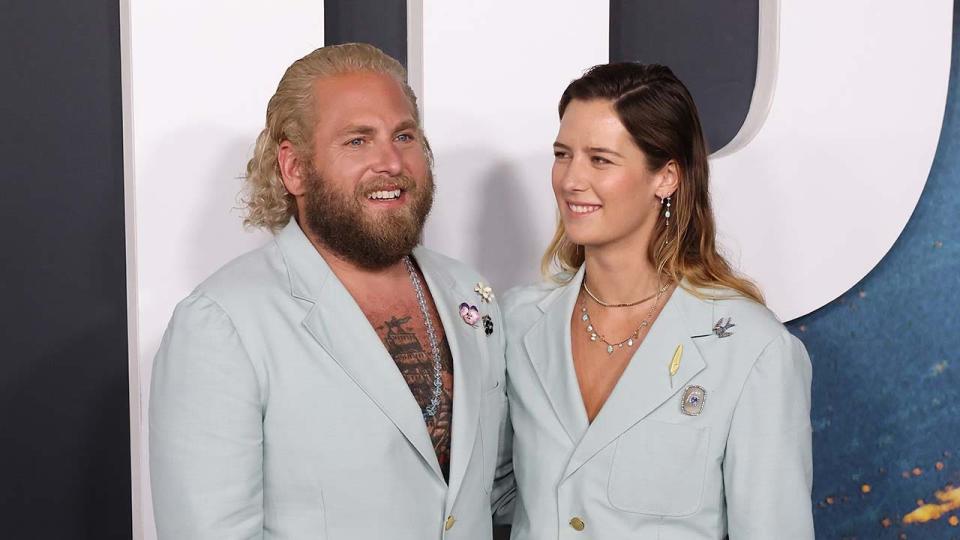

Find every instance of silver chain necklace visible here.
[402,256,444,419]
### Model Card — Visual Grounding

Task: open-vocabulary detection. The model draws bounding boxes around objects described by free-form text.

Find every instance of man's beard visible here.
[302,167,435,270]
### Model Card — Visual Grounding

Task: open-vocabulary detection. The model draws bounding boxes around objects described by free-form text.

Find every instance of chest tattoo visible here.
[376,314,455,480]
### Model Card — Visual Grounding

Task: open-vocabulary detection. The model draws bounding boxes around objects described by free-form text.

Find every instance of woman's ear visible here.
[656,160,680,199]
[278,140,307,197]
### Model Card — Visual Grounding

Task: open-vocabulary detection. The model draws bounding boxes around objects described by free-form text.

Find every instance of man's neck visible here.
[298,219,412,295]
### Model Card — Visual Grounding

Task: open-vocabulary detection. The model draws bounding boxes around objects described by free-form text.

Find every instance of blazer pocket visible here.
[479,387,507,493]
[607,420,710,517]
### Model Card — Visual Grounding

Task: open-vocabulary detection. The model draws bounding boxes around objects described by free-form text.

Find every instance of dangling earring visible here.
[660,195,673,246]
[661,195,672,229]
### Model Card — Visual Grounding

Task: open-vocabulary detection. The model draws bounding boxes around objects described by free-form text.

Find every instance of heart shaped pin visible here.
[459,302,481,326]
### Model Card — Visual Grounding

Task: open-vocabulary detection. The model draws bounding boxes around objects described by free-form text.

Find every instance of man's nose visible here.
[372,141,403,177]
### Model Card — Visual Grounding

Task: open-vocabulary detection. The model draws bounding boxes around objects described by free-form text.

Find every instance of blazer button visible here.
[445,515,456,530]
[569,517,585,531]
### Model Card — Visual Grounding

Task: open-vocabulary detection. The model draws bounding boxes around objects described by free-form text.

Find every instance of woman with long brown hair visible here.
[501,63,814,538]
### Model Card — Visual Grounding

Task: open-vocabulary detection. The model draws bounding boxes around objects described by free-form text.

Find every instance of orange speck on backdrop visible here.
[903,486,960,525]
[861,484,872,494]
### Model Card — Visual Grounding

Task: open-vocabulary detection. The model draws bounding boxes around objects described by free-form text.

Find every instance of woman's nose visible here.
[559,157,589,193]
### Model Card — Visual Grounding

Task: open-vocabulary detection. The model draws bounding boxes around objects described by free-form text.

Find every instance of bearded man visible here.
[149,43,513,539]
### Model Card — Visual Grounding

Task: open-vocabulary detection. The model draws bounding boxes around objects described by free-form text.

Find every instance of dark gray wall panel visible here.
[610,0,759,151]
[325,0,408,68]
[0,0,131,537]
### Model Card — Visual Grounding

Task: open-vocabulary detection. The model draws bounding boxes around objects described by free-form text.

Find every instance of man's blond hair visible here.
[241,43,424,232]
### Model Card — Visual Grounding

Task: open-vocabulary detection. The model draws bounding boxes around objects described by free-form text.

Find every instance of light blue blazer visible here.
[150,220,512,539]
[501,267,814,539]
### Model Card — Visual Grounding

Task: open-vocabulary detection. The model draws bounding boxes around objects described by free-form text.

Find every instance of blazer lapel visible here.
[413,247,483,512]
[275,221,443,481]
[562,285,710,480]
[521,267,590,445]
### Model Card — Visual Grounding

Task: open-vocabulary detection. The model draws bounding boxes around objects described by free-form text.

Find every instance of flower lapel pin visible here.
[459,302,481,327]
[474,282,494,303]
[459,283,495,334]
[482,315,494,336]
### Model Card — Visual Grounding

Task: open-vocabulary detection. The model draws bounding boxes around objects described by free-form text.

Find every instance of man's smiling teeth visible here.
[569,203,601,214]
[367,189,402,200]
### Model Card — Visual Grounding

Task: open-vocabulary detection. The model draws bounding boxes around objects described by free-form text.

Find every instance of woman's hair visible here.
[542,63,763,304]
[241,43,425,232]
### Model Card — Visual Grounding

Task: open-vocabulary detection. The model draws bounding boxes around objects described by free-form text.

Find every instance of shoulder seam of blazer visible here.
[187,290,268,411]
[723,330,804,444]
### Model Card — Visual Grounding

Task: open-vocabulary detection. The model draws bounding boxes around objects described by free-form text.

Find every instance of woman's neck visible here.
[582,242,662,305]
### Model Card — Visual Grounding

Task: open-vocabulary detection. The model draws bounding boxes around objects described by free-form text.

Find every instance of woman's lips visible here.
[567,202,602,215]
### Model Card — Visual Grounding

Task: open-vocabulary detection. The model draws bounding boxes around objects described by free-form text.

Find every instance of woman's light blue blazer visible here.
[501,267,814,539]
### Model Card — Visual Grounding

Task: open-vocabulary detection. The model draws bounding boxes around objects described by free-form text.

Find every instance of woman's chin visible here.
[564,231,605,249]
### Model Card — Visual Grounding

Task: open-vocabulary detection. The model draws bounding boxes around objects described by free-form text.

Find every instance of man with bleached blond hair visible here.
[149,43,514,539]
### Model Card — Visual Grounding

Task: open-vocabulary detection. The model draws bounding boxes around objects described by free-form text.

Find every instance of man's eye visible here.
[591,156,611,165]
[348,138,365,147]
[396,133,414,142]
[553,151,569,159]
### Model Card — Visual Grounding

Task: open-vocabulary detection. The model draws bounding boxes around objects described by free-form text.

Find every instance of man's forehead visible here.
[313,69,399,92]
[312,71,417,131]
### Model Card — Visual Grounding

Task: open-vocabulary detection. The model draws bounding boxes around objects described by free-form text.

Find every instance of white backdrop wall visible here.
[124,1,950,536]
[420,1,609,292]
[708,0,950,321]
[123,2,323,537]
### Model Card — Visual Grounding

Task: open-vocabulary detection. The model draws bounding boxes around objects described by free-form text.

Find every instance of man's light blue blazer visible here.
[501,267,814,539]
[149,220,513,539]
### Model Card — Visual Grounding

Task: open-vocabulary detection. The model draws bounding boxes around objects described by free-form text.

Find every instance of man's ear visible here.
[656,160,680,199]
[278,140,307,196]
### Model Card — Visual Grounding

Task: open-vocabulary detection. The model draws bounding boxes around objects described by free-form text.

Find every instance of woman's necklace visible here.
[579,282,669,355]
[583,282,659,308]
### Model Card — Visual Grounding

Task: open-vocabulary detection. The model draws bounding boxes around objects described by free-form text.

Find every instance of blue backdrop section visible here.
[789,6,960,538]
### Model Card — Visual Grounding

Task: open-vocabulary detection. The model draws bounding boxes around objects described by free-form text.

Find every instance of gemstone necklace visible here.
[579,282,669,355]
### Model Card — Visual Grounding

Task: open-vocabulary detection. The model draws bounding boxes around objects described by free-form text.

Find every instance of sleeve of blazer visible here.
[723,331,814,539]
[149,293,265,540]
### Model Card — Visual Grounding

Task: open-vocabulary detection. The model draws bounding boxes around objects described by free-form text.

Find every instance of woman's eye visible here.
[591,156,611,165]
[553,151,568,159]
